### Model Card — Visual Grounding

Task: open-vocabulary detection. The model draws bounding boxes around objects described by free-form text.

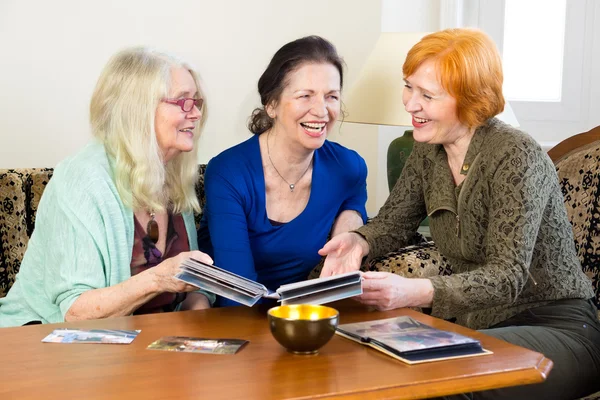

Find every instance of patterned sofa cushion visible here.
[366,241,452,278]
[555,141,600,309]
[194,164,207,231]
[25,169,54,237]
[0,169,36,298]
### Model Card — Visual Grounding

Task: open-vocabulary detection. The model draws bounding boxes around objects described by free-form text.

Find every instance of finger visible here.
[187,283,199,291]
[318,238,340,256]
[319,265,332,278]
[353,296,383,307]
[179,284,198,293]
[357,285,384,299]
[362,271,390,280]
[190,251,213,265]
[357,298,389,310]
[361,279,388,292]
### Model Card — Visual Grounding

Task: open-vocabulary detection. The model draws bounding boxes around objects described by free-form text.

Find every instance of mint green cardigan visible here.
[0,142,214,327]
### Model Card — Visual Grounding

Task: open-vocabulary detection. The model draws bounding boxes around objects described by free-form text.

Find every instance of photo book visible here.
[175,258,362,307]
[336,316,491,364]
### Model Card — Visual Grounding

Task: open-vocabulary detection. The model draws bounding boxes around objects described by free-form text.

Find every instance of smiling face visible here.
[267,62,341,151]
[154,66,202,163]
[402,59,470,145]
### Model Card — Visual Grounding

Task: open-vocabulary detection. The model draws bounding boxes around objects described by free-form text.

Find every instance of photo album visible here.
[336,316,491,364]
[175,258,362,306]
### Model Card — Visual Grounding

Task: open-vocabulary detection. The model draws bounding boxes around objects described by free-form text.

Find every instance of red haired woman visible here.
[319,28,600,398]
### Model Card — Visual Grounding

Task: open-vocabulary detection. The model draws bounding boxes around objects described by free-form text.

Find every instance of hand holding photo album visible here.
[175,258,362,306]
[336,316,491,364]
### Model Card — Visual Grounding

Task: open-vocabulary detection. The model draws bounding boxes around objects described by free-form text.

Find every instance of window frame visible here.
[477,0,587,122]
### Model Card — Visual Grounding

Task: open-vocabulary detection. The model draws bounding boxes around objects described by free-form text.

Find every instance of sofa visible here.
[2,132,599,306]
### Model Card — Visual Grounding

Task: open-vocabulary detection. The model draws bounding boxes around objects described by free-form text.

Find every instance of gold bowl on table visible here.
[267,304,339,355]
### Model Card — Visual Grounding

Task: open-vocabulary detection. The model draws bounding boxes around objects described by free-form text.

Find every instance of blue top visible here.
[198,135,368,306]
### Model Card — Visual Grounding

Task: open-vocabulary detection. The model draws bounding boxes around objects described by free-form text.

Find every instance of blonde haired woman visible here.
[0,47,215,327]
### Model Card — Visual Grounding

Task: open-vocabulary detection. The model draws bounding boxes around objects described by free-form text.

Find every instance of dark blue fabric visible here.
[198,135,367,306]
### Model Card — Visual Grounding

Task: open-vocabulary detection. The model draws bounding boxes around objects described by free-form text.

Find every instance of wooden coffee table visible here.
[0,300,552,399]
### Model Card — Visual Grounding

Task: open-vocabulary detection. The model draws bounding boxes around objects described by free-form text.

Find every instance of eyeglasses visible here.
[162,98,204,112]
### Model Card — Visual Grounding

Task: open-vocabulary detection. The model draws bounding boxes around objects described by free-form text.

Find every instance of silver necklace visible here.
[266,133,312,192]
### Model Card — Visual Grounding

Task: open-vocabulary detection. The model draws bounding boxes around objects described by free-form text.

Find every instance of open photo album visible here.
[175,258,362,307]
[336,316,491,364]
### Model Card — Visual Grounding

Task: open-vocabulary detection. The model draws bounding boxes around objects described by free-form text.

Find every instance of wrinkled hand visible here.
[355,272,434,311]
[152,250,214,293]
[318,232,369,277]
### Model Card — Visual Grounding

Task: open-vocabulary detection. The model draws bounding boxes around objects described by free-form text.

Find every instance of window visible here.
[468,0,596,144]
[502,0,566,102]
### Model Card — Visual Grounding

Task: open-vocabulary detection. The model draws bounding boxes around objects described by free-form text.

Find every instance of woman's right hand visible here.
[318,232,369,277]
[150,250,214,293]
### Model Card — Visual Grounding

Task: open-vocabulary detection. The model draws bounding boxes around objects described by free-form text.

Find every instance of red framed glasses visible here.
[162,98,204,112]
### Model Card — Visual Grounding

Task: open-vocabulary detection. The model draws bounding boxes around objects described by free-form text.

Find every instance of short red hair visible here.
[403,28,505,128]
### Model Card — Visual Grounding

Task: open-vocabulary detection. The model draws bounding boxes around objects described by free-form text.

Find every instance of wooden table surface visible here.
[0,301,552,400]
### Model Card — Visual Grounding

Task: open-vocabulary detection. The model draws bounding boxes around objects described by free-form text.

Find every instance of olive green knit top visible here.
[358,118,594,330]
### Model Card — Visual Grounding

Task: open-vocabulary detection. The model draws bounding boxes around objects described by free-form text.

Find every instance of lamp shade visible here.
[344,32,520,128]
[344,32,427,126]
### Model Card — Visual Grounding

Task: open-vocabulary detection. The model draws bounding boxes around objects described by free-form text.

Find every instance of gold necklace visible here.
[266,133,312,192]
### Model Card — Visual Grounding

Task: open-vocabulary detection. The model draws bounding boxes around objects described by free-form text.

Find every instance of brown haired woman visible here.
[197,36,367,307]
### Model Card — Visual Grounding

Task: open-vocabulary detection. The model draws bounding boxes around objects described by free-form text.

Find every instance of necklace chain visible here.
[266,133,312,192]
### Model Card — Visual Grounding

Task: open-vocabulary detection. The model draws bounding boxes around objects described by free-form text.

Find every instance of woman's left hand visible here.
[355,272,434,311]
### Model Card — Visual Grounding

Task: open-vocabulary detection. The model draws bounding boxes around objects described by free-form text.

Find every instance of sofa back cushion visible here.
[555,140,600,308]
[0,169,54,297]
[194,164,207,230]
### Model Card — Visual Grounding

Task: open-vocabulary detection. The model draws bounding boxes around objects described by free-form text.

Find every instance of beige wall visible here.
[0,0,381,213]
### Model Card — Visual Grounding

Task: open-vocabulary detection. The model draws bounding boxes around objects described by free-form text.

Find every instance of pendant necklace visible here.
[266,132,312,192]
[146,211,159,243]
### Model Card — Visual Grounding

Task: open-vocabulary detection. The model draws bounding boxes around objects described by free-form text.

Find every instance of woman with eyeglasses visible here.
[197,36,368,306]
[0,47,215,327]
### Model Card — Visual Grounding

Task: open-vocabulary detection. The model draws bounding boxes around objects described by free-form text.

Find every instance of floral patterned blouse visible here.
[131,213,189,314]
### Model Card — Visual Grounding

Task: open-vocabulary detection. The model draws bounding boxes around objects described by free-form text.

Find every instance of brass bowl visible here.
[268,304,339,355]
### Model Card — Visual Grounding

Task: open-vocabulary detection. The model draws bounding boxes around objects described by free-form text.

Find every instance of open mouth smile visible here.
[179,127,195,136]
[300,122,326,133]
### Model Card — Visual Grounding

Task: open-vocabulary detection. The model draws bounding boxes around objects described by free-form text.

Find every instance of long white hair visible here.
[90,47,206,213]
